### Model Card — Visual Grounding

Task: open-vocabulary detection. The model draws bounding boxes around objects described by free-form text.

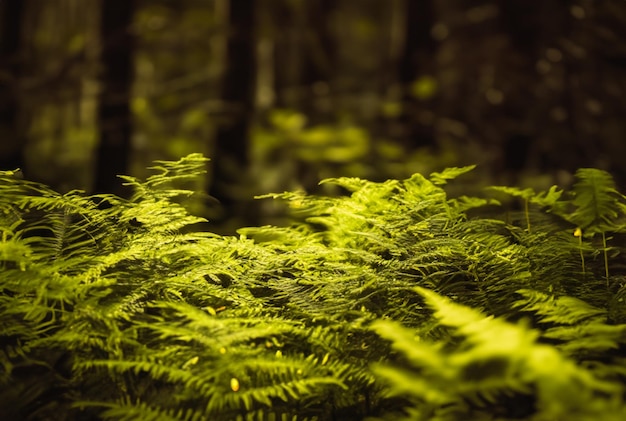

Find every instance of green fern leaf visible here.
[489,186,535,200]
[429,165,476,186]
[569,168,623,232]
[514,289,607,325]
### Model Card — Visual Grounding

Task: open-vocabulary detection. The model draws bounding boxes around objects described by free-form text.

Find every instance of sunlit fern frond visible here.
[567,168,624,232]
[71,297,368,420]
[429,165,477,186]
[370,288,625,421]
[4,158,626,420]
[514,288,626,386]
[120,153,209,201]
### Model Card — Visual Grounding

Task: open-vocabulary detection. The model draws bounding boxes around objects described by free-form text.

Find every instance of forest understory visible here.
[2,153,626,420]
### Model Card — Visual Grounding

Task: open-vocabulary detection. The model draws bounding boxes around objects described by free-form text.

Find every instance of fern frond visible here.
[514,289,607,325]
[372,288,625,420]
[429,165,476,186]
[78,398,208,421]
[513,289,626,384]
[568,168,624,232]
[121,153,209,202]
[5,158,626,419]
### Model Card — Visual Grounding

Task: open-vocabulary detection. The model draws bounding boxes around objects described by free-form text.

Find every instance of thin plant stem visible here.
[524,199,531,233]
[602,232,609,287]
[575,228,585,275]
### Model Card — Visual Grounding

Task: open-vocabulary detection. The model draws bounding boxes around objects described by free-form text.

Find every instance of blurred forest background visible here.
[1,0,626,232]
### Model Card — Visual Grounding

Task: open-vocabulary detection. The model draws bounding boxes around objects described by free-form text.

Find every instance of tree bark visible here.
[272,0,334,115]
[398,0,437,150]
[94,0,135,196]
[0,0,25,172]
[209,0,257,228]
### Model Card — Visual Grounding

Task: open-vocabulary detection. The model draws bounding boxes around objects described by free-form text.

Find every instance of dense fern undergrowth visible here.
[2,153,626,420]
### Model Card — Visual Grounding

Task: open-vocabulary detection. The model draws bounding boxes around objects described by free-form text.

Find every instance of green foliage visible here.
[491,169,626,287]
[371,288,625,421]
[566,168,626,233]
[2,155,626,420]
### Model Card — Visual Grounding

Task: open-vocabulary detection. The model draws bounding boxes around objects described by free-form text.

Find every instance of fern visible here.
[565,168,626,286]
[371,287,626,421]
[429,165,477,186]
[78,399,208,421]
[3,157,626,420]
[515,289,607,325]
[566,169,623,231]
[488,185,564,233]
[514,289,626,384]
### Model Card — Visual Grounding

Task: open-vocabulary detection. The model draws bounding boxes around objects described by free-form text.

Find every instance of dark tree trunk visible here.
[398,0,437,150]
[271,0,300,109]
[209,0,257,228]
[272,0,334,116]
[0,0,25,172]
[497,0,544,176]
[399,0,435,84]
[300,0,335,118]
[94,0,135,196]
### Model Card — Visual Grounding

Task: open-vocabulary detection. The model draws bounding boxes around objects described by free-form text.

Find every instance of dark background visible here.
[1,0,625,231]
